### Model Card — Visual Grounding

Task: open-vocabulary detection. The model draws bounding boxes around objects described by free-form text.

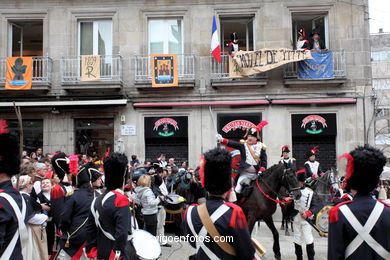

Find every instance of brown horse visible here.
[238,164,301,260]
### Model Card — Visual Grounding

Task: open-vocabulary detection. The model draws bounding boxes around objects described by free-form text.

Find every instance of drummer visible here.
[183,147,255,259]
[86,152,137,260]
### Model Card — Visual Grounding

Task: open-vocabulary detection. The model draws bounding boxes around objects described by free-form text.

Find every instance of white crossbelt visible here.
[339,201,390,259]
[186,204,230,260]
[0,193,27,260]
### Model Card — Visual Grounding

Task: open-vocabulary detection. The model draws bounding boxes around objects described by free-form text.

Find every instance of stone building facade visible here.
[0,0,373,169]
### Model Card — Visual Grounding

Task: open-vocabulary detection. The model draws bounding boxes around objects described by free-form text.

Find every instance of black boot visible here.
[294,243,303,260]
[306,243,315,260]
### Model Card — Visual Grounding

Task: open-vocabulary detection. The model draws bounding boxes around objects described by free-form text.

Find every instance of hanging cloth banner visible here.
[151,54,178,87]
[5,57,33,90]
[81,55,101,81]
[229,49,312,78]
[298,52,334,79]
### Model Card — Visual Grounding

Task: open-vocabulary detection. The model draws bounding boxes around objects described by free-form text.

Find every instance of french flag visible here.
[211,16,221,63]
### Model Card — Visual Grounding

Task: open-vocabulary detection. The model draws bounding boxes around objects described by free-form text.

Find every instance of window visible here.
[220,16,254,53]
[79,20,112,56]
[373,79,390,90]
[148,19,183,54]
[75,119,114,158]
[7,120,43,154]
[371,51,390,62]
[8,20,43,56]
[291,13,328,50]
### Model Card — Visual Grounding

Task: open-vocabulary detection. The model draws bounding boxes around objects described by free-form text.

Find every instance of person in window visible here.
[309,29,326,52]
[296,28,309,51]
[228,32,240,57]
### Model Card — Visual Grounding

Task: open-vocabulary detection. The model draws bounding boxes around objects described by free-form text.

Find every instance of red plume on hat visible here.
[68,154,79,176]
[199,155,206,187]
[337,153,354,189]
[0,120,8,135]
[256,120,268,132]
[311,146,319,154]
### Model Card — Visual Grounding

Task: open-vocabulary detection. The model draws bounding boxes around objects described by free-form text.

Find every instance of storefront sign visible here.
[6,57,32,90]
[144,116,187,138]
[151,54,178,87]
[292,113,337,137]
[230,49,312,78]
[121,124,136,136]
[217,114,261,139]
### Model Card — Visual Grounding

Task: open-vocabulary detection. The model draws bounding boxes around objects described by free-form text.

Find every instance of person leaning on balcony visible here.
[309,29,326,52]
[296,28,309,51]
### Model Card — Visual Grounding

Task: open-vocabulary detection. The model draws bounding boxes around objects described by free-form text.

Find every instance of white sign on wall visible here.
[121,124,136,136]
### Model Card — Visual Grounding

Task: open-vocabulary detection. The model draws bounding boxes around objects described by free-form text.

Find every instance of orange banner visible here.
[151,54,178,87]
[5,57,33,90]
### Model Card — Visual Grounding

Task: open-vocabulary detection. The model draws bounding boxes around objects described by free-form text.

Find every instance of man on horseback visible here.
[216,120,268,198]
[328,145,390,260]
[304,146,324,187]
[280,145,297,171]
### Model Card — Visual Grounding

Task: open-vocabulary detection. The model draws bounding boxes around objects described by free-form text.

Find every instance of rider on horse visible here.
[304,146,324,187]
[216,120,268,198]
[280,145,297,171]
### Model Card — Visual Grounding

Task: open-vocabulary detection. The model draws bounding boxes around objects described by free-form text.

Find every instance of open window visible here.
[8,20,43,57]
[220,16,254,53]
[291,12,328,50]
[148,19,183,54]
[79,20,112,56]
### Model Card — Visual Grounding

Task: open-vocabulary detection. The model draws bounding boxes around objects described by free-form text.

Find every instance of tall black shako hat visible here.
[75,162,100,187]
[230,32,238,42]
[338,145,386,194]
[199,147,232,195]
[51,152,70,180]
[281,145,290,156]
[306,146,319,159]
[244,120,268,140]
[103,152,129,190]
[0,120,20,177]
[296,168,307,182]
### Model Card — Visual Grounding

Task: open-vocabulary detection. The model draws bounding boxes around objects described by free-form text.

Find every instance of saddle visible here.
[238,174,258,199]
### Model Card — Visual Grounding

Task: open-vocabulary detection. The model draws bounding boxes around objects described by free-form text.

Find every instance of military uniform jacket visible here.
[183,196,255,260]
[279,157,297,171]
[50,182,73,228]
[328,195,390,260]
[86,190,135,260]
[304,161,324,178]
[221,139,267,173]
[59,188,94,258]
[0,180,26,260]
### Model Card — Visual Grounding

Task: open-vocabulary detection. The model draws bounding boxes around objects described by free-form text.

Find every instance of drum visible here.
[131,229,161,260]
[164,193,185,214]
[315,205,333,236]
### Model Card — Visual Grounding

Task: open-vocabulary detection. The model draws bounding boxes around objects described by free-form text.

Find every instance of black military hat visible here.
[296,168,307,182]
[298,28,306,38]
[103,152,129,190]
[244,120,268,140]
[200,147,232,195]
[51,152,70,180]
[338,145,386,194]
[230,32,238,42]
[75,162,100,187]
[306,146,319,159]
[0,120,20,177]
[281,145,291,156]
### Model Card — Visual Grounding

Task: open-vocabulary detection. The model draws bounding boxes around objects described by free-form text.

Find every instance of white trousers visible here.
[293,217,314,245]
[235,173,255,193]
[156,207,167,245]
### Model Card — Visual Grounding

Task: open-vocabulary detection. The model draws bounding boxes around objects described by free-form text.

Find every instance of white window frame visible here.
[219,15,256,52]
[147,18,184,55]
[77,20,113,56]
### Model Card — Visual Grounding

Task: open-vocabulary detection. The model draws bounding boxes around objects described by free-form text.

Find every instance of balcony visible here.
[134,54,195,89]
[61,55,122,92]
[210,53,268,89]
[283,50,347,87]
[0,56,52,91]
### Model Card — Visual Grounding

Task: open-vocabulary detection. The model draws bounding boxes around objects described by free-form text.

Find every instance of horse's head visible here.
[282,168,301,200]
[329,169,341,195]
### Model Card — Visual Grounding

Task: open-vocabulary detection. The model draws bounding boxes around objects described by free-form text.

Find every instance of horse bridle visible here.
[258,168,300,199]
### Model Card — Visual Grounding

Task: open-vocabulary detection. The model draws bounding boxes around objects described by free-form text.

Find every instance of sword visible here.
[304,218,326,237]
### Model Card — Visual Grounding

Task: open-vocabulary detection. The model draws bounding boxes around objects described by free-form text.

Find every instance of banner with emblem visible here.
[151,54,178,87]
[5,57,33,90]
[81,55,100,81]
[298,52,334,79]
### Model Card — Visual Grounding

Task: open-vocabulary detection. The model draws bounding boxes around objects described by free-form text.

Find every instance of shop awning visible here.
[272,98,357,105]
[0,99,128,107]
[133,100,269,107]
